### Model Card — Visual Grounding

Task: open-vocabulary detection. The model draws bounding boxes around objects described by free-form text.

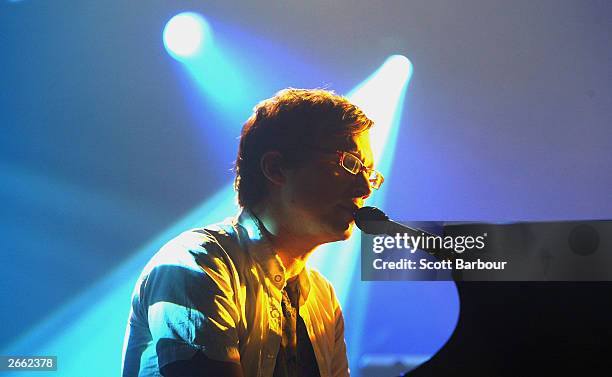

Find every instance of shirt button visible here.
[273,275,282,283]
[270,309,280,318]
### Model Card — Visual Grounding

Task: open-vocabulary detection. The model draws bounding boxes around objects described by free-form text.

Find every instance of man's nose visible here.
[353,170,373,199]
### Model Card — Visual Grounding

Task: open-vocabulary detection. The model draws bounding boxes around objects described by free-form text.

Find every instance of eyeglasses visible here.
[308,147,384,190]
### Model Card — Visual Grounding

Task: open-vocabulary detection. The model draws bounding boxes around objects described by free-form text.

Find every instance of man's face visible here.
[278,131,375,245]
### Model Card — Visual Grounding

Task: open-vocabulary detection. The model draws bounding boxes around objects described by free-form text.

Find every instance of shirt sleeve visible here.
[142,230,242,370]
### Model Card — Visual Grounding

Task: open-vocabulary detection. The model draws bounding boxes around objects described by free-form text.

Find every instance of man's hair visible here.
[234,88,374,208]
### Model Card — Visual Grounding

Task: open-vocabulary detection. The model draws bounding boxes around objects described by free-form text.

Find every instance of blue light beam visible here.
[163,13,255,119]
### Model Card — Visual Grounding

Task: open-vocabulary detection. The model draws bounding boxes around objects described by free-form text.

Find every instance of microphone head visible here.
[354,206,389,235]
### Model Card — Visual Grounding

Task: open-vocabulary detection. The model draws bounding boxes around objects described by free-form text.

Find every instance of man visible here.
[121,88,384,377]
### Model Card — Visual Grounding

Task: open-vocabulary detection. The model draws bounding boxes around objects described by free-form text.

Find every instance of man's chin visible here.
[314,219,355,244]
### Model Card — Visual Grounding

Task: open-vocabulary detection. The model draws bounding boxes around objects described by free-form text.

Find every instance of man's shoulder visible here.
[177,221,237,251]
[141,218,242,276]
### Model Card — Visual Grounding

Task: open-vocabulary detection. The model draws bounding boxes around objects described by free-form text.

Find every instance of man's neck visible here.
[250,205,318,280]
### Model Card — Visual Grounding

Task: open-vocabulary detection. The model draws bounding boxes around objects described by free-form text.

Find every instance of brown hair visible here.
[234,88,374,208]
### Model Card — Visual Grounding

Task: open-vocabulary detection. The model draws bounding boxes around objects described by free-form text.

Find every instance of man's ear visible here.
[260,151,286,186]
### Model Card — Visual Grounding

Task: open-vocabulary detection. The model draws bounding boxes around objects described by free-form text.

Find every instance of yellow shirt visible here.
[122,209,350,377]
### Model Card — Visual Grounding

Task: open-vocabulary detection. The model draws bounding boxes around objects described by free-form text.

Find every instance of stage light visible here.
[163,12,210,59]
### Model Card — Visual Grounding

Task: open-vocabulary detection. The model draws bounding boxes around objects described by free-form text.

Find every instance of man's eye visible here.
[346,159,361,170]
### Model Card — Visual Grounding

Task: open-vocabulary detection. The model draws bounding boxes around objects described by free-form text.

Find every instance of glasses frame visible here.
[307,147,384,190]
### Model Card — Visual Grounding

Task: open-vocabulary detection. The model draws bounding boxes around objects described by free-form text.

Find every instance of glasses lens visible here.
[339,151,384,189]
[341,152,362,174]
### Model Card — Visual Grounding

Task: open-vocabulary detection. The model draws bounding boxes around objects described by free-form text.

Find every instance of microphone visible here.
[353,206,428,236]
[353,206,448,258]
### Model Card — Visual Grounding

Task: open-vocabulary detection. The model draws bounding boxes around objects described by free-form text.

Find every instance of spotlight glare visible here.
[163,12,209,59]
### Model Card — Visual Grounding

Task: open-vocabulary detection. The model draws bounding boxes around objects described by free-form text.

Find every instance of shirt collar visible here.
[233,208,311,304]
